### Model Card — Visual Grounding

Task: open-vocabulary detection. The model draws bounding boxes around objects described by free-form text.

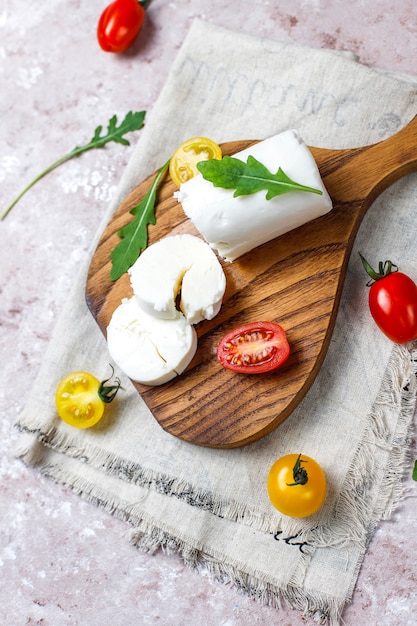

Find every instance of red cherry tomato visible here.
[360,254,417,344]
[97,0,145,53]
[217,321,290,374]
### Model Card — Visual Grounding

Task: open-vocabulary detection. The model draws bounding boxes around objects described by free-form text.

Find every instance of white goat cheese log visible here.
[176,129,332,261]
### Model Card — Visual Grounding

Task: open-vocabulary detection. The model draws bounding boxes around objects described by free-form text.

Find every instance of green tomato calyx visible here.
[412,460,417,481]
[359,252,398,285]
[287,454,309,486]
[98,365,122,404]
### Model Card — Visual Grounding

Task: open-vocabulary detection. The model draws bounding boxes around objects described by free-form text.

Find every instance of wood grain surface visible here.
[86,116,417,448]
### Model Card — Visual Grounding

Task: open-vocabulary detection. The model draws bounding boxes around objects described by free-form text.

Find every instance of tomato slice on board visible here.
[217,321,290,374]
[169,137,222,187]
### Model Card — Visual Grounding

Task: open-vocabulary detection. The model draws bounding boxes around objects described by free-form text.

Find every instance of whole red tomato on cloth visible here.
[360,253,417,344]
[97,0,149,53]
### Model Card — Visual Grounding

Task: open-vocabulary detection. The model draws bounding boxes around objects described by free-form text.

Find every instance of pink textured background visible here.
[1,1,417,624]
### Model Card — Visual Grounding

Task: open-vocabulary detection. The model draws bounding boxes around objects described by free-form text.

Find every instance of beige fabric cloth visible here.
[16,20,417,624]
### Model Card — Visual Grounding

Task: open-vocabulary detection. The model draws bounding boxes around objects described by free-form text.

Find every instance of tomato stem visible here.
[139,0,151,8]
[286,454,309,486]
[98,365,122,403]
[359,252,398,285]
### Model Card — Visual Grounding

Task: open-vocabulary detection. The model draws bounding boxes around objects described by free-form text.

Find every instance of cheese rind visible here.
[177,129,333,261]
[107,297,197,386]
[129,233,226,324]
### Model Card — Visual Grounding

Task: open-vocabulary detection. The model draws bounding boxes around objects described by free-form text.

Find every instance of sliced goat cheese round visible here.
[176,129,333,261]
[129,233,226,324]
[107,297,197,386]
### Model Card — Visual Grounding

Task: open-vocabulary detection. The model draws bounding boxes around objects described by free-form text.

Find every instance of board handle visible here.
[318,114,417,206]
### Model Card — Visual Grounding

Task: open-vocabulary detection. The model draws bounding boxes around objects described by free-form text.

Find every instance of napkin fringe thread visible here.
[13,443,347,625]
[128,519,344,626]
[294,342,417,549]
[14,342,417,626]
[15,445,345,625]
[15,344,417,554]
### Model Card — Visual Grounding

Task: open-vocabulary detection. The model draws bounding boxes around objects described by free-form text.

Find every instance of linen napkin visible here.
[16,19,417,624]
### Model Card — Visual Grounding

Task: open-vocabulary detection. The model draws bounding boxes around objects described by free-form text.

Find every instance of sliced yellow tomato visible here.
[55,369,121,429]
[169,137,222,187]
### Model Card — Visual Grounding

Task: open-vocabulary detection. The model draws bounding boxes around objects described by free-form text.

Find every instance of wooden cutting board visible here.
[86,116,417,448]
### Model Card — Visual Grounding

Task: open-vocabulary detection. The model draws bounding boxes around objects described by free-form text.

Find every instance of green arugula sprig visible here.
[110,160,170,281]
[413,460,417,481]
[108,146,323,281]
[1,111,146,221]
[197,154,323,200]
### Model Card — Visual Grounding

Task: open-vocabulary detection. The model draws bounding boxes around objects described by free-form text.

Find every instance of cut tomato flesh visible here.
[217,322,290,374]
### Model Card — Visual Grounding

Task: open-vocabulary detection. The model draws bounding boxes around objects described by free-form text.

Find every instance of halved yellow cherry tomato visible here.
[169,137,222,187]
[267,453,326,518]
[55,368,121,429]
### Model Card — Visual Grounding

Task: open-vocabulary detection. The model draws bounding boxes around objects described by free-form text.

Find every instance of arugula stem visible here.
[1,111,146,221]
[1,152,75,221]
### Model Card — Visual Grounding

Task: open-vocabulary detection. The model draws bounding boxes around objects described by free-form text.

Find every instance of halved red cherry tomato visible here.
[97,0,147,53]
[217,321,290,374]
[169,137,222,187]
[360,254,417,344]
[55,367,121,428]
[267,453,326,518]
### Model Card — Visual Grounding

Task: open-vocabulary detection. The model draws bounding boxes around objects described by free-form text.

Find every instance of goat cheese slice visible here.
[176,129,333,261]
[129,233,226,324]
[107,297,197,386]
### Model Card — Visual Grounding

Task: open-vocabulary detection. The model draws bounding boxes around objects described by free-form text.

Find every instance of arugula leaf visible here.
[197,154,323,200]
[1,111,146,220]
[110,160,170,281]
[413,460,417,481]
[71,111,146,152]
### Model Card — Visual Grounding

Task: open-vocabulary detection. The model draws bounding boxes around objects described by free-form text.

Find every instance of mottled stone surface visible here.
[1,1,417,624]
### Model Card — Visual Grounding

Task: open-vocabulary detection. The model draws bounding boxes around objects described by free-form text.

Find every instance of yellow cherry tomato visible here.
[55,368,121,429]
[169,136,222,187]
[267,453,326,518]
